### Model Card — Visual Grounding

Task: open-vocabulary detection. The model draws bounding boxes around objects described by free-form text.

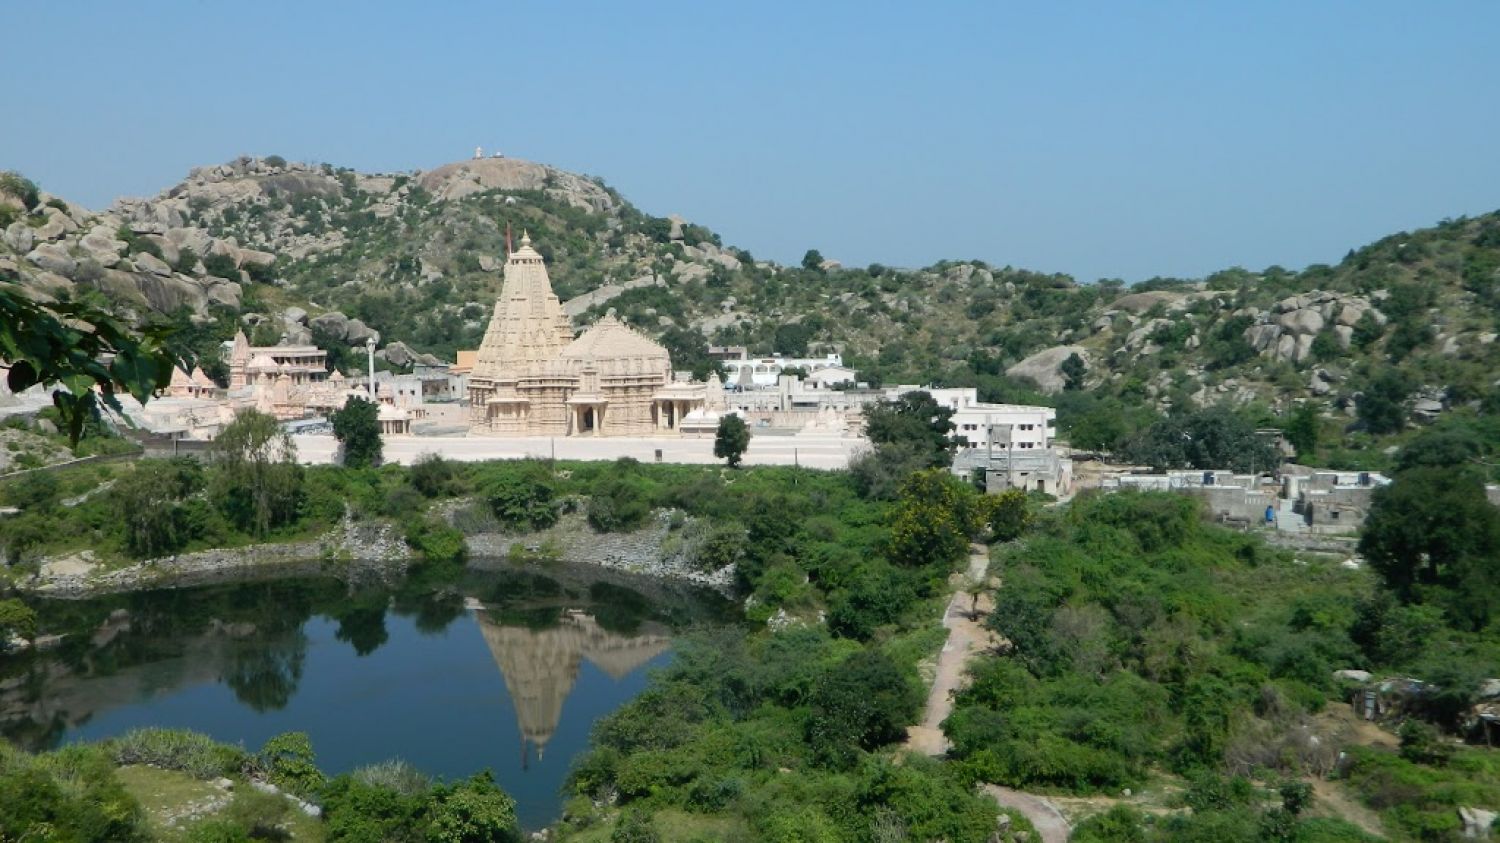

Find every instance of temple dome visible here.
[561,311,670,371]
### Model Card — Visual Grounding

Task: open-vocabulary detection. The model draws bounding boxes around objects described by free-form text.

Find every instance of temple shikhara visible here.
[467,233,726,436]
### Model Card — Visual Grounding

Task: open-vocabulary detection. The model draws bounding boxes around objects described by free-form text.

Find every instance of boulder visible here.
[283,306,308,325]
[144,234,180,266]
[1245,323,1282,352]
[380,341,416,368]
[164,226,215,257]
[25,244,76,277]
[1276,308,1325,336]
[283,322,312,345]
[239,248,275,268]
[1275,334,1298,362]
[3,222,34,253]
[310,311,350,339]
[1005,345,1088,394]
[1334,324,1354,350]
[671,261,711,283]
[1333,669,1373,683]
[343,318,380,345]
[79,226,126,263]
[478,254,498,272]
[133,251,172,277]
[712,252,741,271]
[206,280,242,309]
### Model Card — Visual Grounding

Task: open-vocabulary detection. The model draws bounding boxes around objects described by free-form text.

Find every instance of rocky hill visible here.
[2,157,1498,461]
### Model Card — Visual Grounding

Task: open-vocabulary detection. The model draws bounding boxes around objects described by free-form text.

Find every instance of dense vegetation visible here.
[946,465,1500,840]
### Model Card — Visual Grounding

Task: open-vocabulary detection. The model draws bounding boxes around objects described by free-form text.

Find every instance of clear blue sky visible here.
[5,1,1497,282]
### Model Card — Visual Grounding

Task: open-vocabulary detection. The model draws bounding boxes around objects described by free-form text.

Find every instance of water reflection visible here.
[474,607,670,765]
[0,562,730,828]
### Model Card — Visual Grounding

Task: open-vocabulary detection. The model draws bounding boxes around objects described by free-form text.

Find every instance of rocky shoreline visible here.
[18,516,412,599]
[17,507,735,598]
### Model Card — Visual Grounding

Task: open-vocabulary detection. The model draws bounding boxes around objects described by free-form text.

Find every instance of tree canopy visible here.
[1,280,183,445]
[713,414,750,468]
[331,396,383,469]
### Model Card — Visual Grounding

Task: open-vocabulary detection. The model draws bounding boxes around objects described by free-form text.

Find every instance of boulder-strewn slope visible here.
[3,158,1498,448]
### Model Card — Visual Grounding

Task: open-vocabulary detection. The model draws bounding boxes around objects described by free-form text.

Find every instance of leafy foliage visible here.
[713,414,750,468]
[331,396,383,468]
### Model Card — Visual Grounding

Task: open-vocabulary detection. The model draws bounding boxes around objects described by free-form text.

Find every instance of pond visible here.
[0,560,735,830]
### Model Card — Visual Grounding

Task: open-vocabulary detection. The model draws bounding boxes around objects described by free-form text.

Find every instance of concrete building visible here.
[885,387,1056,452]
[724,353,854,388]
[467,233,725,437]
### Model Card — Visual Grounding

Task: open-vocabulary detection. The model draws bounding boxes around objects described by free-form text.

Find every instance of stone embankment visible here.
[19,502,733,597]
[20,516,410,598]
[458,508,735,592]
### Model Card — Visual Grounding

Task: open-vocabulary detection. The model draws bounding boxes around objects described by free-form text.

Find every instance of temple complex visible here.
[468,233,726,437]
[227,331,329,388]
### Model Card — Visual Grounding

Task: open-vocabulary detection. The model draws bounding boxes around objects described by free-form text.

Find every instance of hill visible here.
[2,158,1498,465]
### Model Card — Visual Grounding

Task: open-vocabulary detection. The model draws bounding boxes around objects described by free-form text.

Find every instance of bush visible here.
[409,452,462,498]
[587,473,653,532]
[484,463,558,531]
[258,732,324,797]
[111,728,247,779]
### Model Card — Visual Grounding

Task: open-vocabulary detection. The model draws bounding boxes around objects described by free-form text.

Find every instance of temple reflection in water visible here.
[472,607,670,766]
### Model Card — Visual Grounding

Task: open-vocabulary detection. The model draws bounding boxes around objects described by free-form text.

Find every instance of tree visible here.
[802,249,825,272]
[1358,467,1500,630]
[806,650,920,768]
[114,458,207,558]
[714,414,750,468]
[987,488,1031,542]
[331,396,383,468]
[211,410,304,537]
[887,469,981,570]
[1283,402,1319,460]
[1357,369,1410,435]
[1,281,183,445]
[1121,406,1276,473]
[429,774,520,842]
[1060,352,1087,391]
[863,391,958,469]
[0,598,37,643]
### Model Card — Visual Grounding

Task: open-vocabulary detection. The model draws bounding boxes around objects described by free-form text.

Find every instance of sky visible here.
[5,1,1498,283]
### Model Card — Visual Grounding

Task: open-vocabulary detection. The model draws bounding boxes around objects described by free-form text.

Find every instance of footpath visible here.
[905,542,1072,843]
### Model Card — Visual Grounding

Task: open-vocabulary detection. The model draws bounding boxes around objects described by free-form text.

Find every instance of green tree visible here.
[801,249,825,271]
[428,773,520,843]
[211,410,304,537]
[1283,402,1319,461]
[1061,352,1087,391]
[1358,467,1500,630]
[864,391,958,468]
[987,488,1032,542]
[1,281,183,445]
[114,458,207,558]
[0,598,37,643]
[713,414,750,468]
[887,469,980,570]
[1357,369,1410,435]
[806,650,920,768]
[1122,406,1276,473]
[484,463,557,530]
[331,396,383,468]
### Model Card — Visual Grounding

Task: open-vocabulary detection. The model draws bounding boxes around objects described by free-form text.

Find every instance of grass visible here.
[116,765,325,842]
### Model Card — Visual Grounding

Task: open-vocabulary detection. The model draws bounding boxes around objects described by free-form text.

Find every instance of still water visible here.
[0,561,732,830]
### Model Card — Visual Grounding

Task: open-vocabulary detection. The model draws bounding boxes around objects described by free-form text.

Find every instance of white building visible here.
[884,386,1056,451]
[725,353,853,388]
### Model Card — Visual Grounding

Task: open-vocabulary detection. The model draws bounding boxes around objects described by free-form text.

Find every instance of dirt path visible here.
[983,785,1072,843]
[904,544,1072,842]
[904,543,998,755]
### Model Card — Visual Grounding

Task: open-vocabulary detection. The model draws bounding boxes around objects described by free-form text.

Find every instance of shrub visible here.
[484,463,558,531]
[111,728,247,779]
[409,452,462,497]
[352,759,432,796]
[587,473,653,532]
[258,732,324,797]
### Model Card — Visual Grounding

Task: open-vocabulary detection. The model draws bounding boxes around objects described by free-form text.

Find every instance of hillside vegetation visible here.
[3,159,1499,464]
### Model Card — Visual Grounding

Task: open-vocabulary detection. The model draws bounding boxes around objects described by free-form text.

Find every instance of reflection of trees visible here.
[222,629,307,712]
[334,604,389,657]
